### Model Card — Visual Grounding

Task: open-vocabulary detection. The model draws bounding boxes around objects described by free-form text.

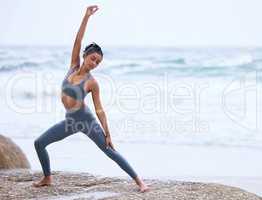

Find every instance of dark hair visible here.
[83,42,103,58]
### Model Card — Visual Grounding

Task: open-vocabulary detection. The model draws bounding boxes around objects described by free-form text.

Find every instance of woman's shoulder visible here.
[88,75,99,90]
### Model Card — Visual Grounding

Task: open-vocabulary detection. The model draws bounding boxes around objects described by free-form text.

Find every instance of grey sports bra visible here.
[61,65,92,101]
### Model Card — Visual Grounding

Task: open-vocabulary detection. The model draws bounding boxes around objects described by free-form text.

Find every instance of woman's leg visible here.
[34,119,76,177]
[81,116,138,180]
[82,117,150,192]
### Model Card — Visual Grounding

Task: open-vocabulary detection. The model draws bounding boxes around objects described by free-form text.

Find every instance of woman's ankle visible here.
[134,176,143,186]
[43,175,52,181]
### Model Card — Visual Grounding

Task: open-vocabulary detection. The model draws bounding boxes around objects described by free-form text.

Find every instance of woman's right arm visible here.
[70,5,99,68]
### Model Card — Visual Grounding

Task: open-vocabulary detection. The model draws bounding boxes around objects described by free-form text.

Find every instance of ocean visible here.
[1,45,261,148]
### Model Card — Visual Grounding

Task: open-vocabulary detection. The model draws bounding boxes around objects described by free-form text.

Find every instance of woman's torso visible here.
[61,65,93,111]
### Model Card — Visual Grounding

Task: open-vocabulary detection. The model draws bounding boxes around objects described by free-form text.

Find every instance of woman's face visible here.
[83,52,103,70]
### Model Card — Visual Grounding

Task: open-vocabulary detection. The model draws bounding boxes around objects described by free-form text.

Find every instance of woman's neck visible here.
[77,63,90,75]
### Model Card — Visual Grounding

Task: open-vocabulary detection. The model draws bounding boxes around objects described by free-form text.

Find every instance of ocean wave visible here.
[154,58,186,64]
[0,60,61,72]
[0,46,261,79]
[108,64,233,77]
[200,55,254,68]
[0,62,41,72]
[113,63,140,68]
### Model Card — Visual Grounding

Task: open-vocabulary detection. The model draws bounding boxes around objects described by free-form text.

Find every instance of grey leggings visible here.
[34,106,138,179]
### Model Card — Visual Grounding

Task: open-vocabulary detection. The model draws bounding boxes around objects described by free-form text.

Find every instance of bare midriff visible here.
[61,92,85,111]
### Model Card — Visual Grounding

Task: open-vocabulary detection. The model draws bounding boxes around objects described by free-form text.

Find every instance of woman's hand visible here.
[86,5,99,17]
[105,135,116,151]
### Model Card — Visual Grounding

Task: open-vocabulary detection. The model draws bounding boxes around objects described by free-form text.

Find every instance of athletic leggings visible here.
[34,105,138,179]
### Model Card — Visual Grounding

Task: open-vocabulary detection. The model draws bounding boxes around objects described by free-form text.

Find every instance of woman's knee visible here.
[34,138,40,150]
[34,137,46,150]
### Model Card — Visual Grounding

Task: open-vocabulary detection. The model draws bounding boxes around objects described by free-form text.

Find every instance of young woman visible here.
[32,5,149,192]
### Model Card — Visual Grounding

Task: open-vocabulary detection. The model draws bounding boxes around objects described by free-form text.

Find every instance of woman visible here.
[32,5,149,193]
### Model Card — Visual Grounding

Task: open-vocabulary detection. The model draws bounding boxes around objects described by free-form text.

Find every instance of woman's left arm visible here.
[90,80,111,138]
[90,80,115,150]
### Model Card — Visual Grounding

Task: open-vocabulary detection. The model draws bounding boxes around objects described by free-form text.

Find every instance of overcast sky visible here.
[0,0,261,47]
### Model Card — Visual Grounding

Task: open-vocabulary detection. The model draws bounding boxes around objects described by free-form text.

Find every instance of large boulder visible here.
[0,134,30,169]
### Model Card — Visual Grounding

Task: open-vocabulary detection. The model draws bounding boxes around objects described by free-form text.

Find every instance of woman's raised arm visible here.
[70,5,99,68]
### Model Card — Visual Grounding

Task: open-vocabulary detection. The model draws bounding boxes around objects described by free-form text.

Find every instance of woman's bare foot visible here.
[139,182,150,193]
[134,176,150,193]
[32,176,52,187]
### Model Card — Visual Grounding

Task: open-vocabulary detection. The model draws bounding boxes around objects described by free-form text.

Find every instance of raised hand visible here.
[86,5,99,17]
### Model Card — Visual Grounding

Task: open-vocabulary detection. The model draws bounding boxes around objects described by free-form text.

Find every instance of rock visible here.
[0,134,30,169]
[0,169,261,200]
